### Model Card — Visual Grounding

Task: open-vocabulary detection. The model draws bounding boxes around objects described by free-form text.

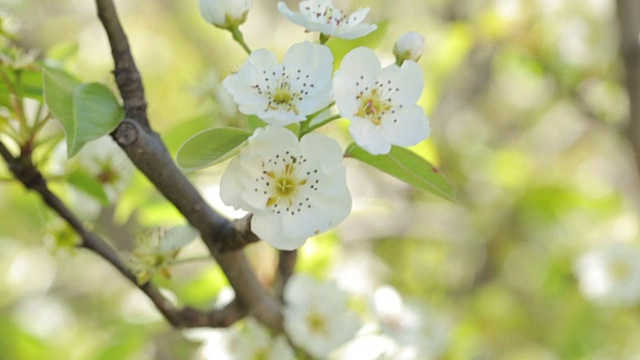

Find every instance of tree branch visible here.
[95,0,283,330]
[616,0,640,173]
[275,250,298,300]
[0,140,244,328]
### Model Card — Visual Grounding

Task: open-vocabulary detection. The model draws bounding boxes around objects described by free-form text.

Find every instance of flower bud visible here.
[198,0,252,29]
[393,31,425,64]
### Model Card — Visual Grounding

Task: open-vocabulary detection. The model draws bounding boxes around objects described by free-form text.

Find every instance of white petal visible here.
[397,61,425,104]
[219,159,246,208]
[335,23,378,39]
[380,105,430,147]
[253,213,306,250]
[334,47,381,116]
[300,132,344,172]
[349,118,392,155]
[199,0,225,26]
[284,42,334,116]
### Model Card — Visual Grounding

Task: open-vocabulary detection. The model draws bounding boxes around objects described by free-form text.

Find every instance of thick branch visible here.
[95,0,282,330]
[96,0,149,128]
[616,0,640,173]
[0,141,244,328]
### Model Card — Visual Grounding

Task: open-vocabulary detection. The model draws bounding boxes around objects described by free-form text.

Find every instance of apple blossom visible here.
[219,126,351,250]
[277,0,377,40]
[333,47,431,155]
[284,275,360,358]
[198,0,252,29]
[223,41,334,126]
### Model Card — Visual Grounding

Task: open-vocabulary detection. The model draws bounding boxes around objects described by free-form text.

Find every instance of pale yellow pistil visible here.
[266,163,307,207]
[269,86,300,114]
[307,310,329,336]
[356,89,392,125]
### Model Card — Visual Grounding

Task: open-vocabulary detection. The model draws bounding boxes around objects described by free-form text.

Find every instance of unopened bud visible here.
[393,31,425,64]
[198,0,252,29]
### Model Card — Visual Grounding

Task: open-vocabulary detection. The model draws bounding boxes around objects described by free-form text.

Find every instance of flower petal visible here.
[380,105,430,147]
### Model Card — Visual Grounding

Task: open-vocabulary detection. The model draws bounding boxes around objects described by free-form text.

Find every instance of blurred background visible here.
[1,0,640,359]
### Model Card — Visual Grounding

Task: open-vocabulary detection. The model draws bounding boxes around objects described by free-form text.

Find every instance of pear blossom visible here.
[372,286,450,360]
[220,126,351,250]
[223,41,334,126]
[333,47,430,155]
[198,0,252,29]
[574,242,640,306]
[188,318,295,360]
[283,275,360,358]
[393,32,425,63]
[277,0,377,40]
[127,225,199,285]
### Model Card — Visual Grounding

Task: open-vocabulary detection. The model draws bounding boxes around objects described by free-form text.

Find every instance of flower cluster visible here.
[198,0,431,251]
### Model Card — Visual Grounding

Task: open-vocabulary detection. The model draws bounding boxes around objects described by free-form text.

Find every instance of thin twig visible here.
[275,250,298,301]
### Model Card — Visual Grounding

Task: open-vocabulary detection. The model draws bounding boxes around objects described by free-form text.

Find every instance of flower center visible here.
[356,90,393,125]
[254,151,321,216]
[307,4,348,27]
[354,78,401,126]
[306,310,329,336]
[272,87,293,105]
[609,260,631,281]
[267,163,307,207]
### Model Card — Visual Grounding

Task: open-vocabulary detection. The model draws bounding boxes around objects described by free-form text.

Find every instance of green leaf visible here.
[0,67,44,108]
[43,68,123,158]
[66,169,109,205]
[70,83,123,155]
[176,127,252,171]
[246,114,266,130]
[345,144,456,201]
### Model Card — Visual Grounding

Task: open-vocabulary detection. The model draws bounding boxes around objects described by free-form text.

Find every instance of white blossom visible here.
[372,286,451,360]
[393,32,425,63]
[220,126,351,250]
[198,0,252,29]
[333,47,430,155]
[284,275,361,358]
[223,41,334,126]
[188,318,295,360]
[277,0,377,40]
[575,242,640,306]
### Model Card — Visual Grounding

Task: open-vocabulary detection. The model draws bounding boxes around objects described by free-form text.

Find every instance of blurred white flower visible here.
[128,225,199,285]
[188,318,295,360]
[223,41,333,126]
[393,32,425,63]
[220,126,351,250]
[373,286,450,360]
[284,274,360,358]
[198,0,252,29]
[277,0,377,40]
[575,242,640,306]
[333,47,430,155]
[76,135,134,200]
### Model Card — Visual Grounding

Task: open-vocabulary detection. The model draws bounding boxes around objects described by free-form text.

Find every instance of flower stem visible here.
[230,26,252,55]
[300,114,342,135]
[319,33,330,45]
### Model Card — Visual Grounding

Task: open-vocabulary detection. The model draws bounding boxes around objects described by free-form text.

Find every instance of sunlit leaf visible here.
[345,143,456,201]
[43,68,123,157]
[176,127,251,171]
